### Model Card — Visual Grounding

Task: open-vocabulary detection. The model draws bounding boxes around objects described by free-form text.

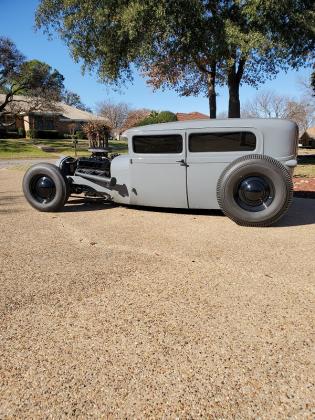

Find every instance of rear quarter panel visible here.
[186,127,263,209]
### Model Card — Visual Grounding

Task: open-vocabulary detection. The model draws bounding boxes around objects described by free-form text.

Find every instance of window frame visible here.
[188,130,257,153]
[132,133,184,155]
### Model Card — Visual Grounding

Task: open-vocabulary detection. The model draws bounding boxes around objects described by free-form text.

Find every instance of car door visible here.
[130,130,188,208]
[186,128,262,209]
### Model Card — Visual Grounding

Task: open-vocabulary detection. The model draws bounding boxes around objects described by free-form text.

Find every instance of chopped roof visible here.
[123,118,296,136]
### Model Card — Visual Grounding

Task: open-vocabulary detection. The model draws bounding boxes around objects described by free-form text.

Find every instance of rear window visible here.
[189,131,256,152]
[133,135,183,154]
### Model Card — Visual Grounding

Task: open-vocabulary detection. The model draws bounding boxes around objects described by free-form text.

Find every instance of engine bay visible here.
[58,149,119,179]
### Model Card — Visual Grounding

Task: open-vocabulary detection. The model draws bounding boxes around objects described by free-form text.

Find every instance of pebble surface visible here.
[0,170,314,418]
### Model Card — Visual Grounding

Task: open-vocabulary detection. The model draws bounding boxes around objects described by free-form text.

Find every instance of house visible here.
[0,94,106,137]
[176,112,209,121]
[300,127,315,148]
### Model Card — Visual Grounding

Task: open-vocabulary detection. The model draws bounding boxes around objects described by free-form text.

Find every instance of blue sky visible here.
[1,0,312,114]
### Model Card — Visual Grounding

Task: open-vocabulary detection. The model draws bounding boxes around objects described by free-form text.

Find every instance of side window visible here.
[189,131,256,152]
[133,134,183,154]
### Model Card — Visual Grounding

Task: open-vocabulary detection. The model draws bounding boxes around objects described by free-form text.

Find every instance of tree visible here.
[62,89,92,112]
[0,38,63,127]
[96,100,130,138]
[17,59,64,98]
[0,37,25,117]
[82,120,110,148]
[123,109,151,130]
[36,1,315,118]
[146,1,315,118]
[136,110,177,126]
[311,70,315,96]
[242,90,314,134]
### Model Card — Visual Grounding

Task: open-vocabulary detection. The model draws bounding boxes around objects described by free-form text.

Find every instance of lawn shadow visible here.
[297,154,315,165]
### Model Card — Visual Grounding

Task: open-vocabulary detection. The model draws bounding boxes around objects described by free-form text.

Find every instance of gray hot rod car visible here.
[23,118,298,227]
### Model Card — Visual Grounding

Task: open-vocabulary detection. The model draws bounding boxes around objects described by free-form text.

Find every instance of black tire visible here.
[216,155,293,227]
[23,163,68,212]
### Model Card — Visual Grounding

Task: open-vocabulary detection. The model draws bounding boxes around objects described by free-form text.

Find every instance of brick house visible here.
[0,94,106,136]
[300,127,315,148]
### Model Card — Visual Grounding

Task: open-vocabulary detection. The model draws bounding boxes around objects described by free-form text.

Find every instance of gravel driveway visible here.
[0,158,56,169]
[0,170,314,418]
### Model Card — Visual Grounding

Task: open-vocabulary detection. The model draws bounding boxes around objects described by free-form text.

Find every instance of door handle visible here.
[176,159,189,167]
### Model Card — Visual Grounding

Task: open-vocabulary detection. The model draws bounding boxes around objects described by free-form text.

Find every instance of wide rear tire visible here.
[23,163,68,212]
[216,155,293,227]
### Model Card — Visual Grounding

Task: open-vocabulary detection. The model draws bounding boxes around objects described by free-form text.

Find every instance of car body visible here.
[111,118,298,208]
[23,118,298,226]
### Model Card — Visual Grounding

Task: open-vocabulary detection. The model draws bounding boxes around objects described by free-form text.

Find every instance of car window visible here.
[189,131,256,152]
[133,135,183,154]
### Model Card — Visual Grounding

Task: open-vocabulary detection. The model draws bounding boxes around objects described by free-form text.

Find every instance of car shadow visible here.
[273,197,315,228]
[63,196,315,227]
[63,197,117,212]
[131,205,224,217]
[134,199,315,227]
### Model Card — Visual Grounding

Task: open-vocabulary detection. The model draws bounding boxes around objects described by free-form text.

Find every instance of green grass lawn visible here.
[0,138,128,159]
[295,152,315,178]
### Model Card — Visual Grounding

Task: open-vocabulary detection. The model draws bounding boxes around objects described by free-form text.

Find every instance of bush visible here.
[18,128,26,138]
[27,129,39,139]
[156,111,177,123]
[7,131,20,139]
[27,129,62,139]
[37,130,61,139]
[136,110,177,126]
[75,130,86,139]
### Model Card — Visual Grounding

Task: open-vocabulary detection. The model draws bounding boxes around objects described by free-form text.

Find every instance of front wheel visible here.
[216,155,293,227]
[23,163,68,212]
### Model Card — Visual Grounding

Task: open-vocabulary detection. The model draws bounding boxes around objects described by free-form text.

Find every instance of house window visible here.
[189,131,256,152]
[34,116,55,130]
[34,116,44,130]
[45,118,54,130]
[133,135,183,153]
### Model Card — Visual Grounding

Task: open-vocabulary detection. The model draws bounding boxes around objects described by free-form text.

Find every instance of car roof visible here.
[123,118,296,136]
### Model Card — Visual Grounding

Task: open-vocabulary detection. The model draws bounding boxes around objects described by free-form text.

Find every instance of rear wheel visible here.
[23,163,68,212]
[216,155,293,227]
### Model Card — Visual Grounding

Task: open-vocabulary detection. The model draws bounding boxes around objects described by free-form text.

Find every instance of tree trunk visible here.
[227,57,246,118]
[207,66,217,118]
[228,80,240,118]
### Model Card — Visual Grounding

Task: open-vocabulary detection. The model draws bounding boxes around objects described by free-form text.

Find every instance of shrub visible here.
[27,129,39,139]
[27,129,62,139]
[82,121,111,148]
[136,110,177,126]
[6,131,20,139]
[156,111,177,123]
[0,129,20,139]
[37,130,61,139]
[75,130,86,139]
